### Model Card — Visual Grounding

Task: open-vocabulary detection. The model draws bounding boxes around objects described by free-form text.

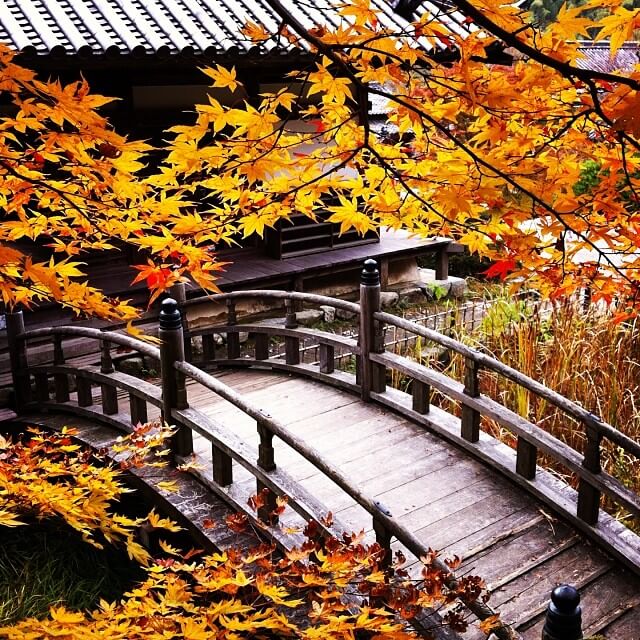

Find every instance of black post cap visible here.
[542,585,582,640]
[159,298,182,330]
[361,259,380,286]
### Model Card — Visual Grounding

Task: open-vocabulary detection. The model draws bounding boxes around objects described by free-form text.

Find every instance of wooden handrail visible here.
[179,289,361,314]
[374,310,640,459]
[187,323,360,353]
[20,326,161,361]
[369,351,640,519]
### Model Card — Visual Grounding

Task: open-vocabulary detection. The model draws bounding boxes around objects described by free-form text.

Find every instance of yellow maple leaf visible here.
[157,480,179,493]
[200,65,240,92]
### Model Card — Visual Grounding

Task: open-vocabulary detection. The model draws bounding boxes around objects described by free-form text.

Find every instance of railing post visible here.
[516,437,537,480]
[255,333,270,360]
[6,310,31,411]
[169,281,192,362]
[412,380,430,414]
[53,334,70,403]
[100,332,118,415]
[359,259,383,401]
[212,443,233,486]
[577,424,602,525]
[257,420,278,525]
[284,299,300,365]
[319,343,335,374]
[461,357,481,442]
[76,376,92,407]
[372,501,393,568]
[159,298,192,458]
[542,585,583,640]
[202,333,216,362]
[226,300,241,359]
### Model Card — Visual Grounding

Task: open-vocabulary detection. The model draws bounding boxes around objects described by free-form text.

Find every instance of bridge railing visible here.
[166,260,640,577]
[5,302,514,640]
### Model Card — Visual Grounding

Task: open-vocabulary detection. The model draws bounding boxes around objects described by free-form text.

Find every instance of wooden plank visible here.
[520,568,640,639]
[337,456,495,530]
[298,436,457,513]
[397,477,516,532]
[458,520,578,591]
[462,543,612,639]
[405,495,537,561]
[599,603,640,639]
[286,415,427,480]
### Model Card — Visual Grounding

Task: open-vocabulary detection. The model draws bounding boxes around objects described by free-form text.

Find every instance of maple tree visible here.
[3,0,640,319]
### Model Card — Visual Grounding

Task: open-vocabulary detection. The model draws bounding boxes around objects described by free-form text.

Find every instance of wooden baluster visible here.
[461,357,481,442]
[319,343,334,374]
[257,421,278,525]
[255,333,269,360]
[53,334,70,403]
[516,437,537,480]
[577,425,602,525]
[212,443,233,486]
[202,333,216,362]
[34,371,49,402]
[6,311,31,411]
[100,335,118,415]
[129,393,148,426]
[412,379,431,414]
[159,298,192,458]
[284,300,300,365]
[76,376,92,407]
[372,502,393,568]
[359,259,382,401]
[226,300,241,359]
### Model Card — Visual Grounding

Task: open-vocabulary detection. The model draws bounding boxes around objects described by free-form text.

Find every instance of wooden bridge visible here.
[3,260,640,639]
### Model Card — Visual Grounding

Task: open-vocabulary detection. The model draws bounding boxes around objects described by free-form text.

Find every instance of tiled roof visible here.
[0,0,470,58]
[575,41,640,73]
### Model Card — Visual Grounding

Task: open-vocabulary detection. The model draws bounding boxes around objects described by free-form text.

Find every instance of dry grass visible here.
[441,300,640,526]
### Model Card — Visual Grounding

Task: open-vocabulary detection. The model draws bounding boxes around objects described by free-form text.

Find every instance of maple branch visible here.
[366,85,636,289]
[261,0,637,296]
[584,80,640,155]
[448,0,640,91]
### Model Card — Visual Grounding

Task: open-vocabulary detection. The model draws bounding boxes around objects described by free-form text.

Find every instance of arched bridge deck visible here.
[186,368,640,639]
[4,276,640,639]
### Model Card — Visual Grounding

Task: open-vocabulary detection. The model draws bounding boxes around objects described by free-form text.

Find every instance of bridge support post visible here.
[159,298,193,459]
[542,585,583,640]
[359,260,385,401]
[6,310,31,411]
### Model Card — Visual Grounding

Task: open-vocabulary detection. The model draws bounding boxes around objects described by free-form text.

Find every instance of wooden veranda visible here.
[3,261,640,639]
